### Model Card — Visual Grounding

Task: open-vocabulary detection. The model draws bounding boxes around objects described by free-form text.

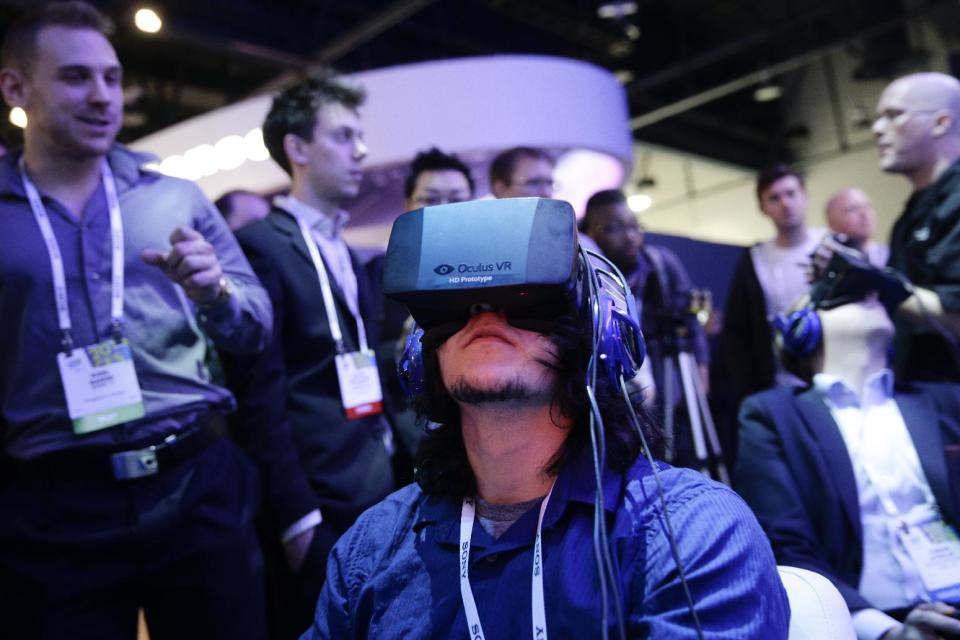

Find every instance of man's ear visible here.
[282,133,308,169]
[0,67,28,109]
[932,110,953,138]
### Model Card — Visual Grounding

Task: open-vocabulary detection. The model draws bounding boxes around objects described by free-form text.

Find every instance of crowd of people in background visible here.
[1,2,959,640]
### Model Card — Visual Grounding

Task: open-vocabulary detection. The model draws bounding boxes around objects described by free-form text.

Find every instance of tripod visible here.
[657,291,730,485]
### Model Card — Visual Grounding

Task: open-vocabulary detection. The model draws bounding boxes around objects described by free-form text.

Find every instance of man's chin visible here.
[448,378,549,406]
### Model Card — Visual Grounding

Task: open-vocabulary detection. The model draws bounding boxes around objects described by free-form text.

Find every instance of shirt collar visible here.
[273,194,349,240]
[812,368,895,409]
[0,144,155,198]
[415,440,625,546]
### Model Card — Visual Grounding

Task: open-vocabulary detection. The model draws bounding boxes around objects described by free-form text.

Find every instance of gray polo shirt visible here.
[0,145,272,458]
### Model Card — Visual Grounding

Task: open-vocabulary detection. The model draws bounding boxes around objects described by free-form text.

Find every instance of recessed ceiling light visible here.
[753,84,783,103]
[598,1,639,19]
[627,193,652,212]
[134,8,162,34]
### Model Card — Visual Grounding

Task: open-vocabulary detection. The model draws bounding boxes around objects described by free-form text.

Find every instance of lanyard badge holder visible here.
[293,214,383,420]
[861,452,960,603]
[22,158,145,435]
[897,515,960,603]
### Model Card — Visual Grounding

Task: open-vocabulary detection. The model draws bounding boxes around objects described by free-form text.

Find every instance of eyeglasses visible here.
[410,193,472,207]
[510,177,560,192]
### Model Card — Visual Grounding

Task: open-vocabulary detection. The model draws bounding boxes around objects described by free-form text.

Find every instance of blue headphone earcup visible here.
[587,252,646,386]
[773,307,822,356]
[397,325,425,397]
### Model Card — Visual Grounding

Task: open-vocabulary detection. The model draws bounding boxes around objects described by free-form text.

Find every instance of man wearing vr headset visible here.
[737,291,960,639]
[301,198,788,639]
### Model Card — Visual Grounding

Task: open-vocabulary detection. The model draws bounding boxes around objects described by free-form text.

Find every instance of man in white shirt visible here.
[718,165,827,406]
[220,72,401,640]
[736,297,960,640]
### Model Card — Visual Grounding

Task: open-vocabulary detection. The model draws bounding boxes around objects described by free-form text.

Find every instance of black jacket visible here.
[735,382,960,612]
[223,207,396,534]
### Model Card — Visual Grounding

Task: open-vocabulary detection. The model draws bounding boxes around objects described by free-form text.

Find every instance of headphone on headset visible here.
[772,305,822,356]
[396,247,646,399]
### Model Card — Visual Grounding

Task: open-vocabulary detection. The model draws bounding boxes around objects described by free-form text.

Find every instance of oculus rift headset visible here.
[382,197,646,396]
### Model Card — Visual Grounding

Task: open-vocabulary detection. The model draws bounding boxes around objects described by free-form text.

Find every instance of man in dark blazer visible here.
[736,299,960,640]
[221,72,399,639]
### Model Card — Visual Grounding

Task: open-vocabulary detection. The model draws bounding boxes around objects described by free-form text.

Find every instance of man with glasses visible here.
[489,146,557,198]
[404,147,475,210]
[584,190,707,424]
[870,71,960,382]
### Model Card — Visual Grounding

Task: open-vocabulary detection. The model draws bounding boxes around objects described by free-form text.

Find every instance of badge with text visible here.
[898,517,960,603]
[57,339,145,434]
[335,349,383,420]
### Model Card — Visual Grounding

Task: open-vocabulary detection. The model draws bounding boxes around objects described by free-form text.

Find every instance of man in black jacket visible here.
[873,72,960,382]
[222,72,399,639]
[737,298,960,640]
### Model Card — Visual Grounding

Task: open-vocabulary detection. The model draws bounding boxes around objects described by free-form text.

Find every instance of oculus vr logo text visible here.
[434,264,455,275]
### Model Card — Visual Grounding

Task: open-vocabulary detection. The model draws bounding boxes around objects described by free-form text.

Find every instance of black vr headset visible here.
[382,198,645,393]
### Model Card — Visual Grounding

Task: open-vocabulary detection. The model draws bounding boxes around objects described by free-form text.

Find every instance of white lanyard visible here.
[291,213,368,355]
[20,157,125,351]
[459,485,554,640]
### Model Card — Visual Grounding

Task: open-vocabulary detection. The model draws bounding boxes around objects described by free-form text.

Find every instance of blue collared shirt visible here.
[303,452,789,639]
[0,146,272,458]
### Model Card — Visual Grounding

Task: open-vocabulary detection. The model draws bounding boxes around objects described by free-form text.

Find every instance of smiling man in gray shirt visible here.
[0,2,273,638]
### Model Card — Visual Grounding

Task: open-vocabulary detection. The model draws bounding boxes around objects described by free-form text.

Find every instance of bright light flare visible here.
[134,8,162,34]
[9,107,27,128]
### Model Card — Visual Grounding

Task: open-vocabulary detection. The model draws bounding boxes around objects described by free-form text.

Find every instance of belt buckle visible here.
[110,443,163,480]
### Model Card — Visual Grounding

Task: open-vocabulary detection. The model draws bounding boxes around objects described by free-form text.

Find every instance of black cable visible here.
[581,248,628,640]
[619,375,705,640]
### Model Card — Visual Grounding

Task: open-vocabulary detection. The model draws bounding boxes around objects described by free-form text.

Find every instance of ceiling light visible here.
[627,193,652,213]
[598,1,639,19]
[614,70,635,84]
[753,84,783,103]
[9,107,26,128]
[134,8,162,34]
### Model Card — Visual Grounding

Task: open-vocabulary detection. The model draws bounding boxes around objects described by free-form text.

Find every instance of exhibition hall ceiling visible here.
[0,0,956,169]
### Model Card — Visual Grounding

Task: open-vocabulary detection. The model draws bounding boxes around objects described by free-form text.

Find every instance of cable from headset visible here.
[618,374,705,640]
[582,249,628,640]
[584,256,613,640]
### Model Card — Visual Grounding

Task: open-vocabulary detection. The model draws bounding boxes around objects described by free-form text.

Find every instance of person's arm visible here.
[897,286,960,336]
[219,229,322,569]
[717,250,766,399]
[142,191,273,355]
[637,473,790,638]
[880,602,960,640]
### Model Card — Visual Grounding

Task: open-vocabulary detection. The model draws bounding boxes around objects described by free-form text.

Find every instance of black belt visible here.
[8,413,225,482]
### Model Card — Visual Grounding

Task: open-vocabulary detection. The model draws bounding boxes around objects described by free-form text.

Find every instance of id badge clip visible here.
[335,349,383,420]
[58,338,145,434]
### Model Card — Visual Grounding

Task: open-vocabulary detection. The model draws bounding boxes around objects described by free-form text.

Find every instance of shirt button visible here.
[91,272,101,281]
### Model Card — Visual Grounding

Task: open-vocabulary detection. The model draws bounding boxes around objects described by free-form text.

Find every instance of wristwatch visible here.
[200,276,233,309]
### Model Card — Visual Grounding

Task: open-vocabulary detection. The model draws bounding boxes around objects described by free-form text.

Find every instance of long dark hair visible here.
[413,312,663,499]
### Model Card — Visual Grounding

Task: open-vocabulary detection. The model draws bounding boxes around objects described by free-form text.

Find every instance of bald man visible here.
[872,71,960,382]
[825,188,889,266]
